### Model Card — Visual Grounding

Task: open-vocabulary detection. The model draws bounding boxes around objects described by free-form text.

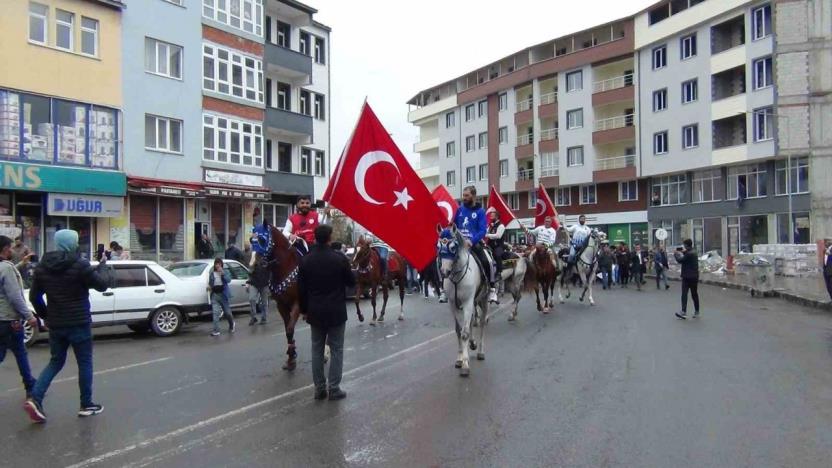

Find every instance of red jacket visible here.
[288,210,320,244]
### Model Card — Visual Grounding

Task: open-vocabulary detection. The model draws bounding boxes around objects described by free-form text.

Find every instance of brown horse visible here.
[528,244,559,313]
[352,237,406,324]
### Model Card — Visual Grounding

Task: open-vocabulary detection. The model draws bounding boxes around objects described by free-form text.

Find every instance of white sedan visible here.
[167,259,253,312]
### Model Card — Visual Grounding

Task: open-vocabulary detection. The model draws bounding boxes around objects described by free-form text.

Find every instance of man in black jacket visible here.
[298,225,356,401]
[246,253,270,325]
[630,244,648,291]
[673,239,700,320]
[24,229,110,423]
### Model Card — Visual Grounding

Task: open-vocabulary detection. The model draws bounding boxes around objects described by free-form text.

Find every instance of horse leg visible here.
[535,285,542,312]
[354,280,364,323]
[279,304,298,371]
[370,285,378,325]
[378,281,389,322]
[542,279,551,314]
[476,300,486,361]
[398,272,406,321]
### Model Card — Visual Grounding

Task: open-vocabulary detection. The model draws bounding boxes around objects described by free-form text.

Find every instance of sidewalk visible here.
[651,270,832,312]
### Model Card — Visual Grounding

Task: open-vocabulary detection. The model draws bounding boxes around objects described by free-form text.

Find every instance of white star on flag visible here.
[393,187,414,209]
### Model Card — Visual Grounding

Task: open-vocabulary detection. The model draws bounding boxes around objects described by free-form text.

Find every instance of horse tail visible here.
[523,257,537,292]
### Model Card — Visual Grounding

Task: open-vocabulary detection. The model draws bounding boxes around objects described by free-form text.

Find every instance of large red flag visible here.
[322,103,445,270]
[535,184,559,229]
[431,185,458,227]
[487,185,516,226]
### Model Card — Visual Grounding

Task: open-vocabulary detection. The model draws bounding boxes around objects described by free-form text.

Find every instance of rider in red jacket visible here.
[282,195,330,254]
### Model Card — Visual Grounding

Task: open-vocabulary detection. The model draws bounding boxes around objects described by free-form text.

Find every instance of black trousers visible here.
[492,246,504,278]
[470,243,493,286]
[681,278,700,314]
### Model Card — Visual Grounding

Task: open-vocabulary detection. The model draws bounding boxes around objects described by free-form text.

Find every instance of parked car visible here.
[167,259,252,313]
[23,260,215,346]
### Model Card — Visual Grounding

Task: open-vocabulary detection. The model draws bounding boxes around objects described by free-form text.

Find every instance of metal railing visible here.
[516,133,533,146]
[540,92,558,105]
[592,73,634,93]
[594,113,635,131]
[516,98,533,112]
[517,168,535,181]
[540,127,558,141]
[541,166,559,177]
[595,154,635,170]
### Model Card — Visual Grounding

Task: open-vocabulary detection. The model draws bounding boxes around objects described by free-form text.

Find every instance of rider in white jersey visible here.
[563,214,592,264]
[530,217,558,249]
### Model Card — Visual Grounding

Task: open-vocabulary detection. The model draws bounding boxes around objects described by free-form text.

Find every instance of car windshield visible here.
[168,263,209,278]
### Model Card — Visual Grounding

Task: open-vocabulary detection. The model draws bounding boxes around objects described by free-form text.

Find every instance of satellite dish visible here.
[655,228,668,241]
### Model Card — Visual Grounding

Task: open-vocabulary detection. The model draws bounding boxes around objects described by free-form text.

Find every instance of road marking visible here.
[270,325,309,337]
[2,356,173,394]
[160,378,208,396]
[66,331,454,468]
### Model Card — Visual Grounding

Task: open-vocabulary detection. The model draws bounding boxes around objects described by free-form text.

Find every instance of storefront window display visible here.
[776,212,810,244]
[159,197,185,264]
[130,195,158,261]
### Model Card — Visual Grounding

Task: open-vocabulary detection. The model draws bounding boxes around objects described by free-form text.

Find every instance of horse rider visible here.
[453,186,498,304]
[283,195,330,255]
[563,214,592,267]
[485,207,506,286]
[368,235,390,278]
[525,216,558,261]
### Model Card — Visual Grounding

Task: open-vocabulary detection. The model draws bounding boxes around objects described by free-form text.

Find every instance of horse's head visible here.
[250,221,273,264]
[352,236,372,270]
[437,224,464,278]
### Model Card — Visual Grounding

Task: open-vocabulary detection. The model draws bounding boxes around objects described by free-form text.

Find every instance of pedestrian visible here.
[298,225,356,401]
[597,243,613,290]
[224,242,244,263]
[0,235,38,399]
[654,244,670,290]
[674,239,700,320]
[242,243,253,267]
[10,237,31,265]
[24,229,111,423]
[823,240,832,303]
[617,243,630,287]
[246,253,270,326]
[208,258,235,336]
[629,244,647,291]
[197,234,214,259]
[109,242,130,261]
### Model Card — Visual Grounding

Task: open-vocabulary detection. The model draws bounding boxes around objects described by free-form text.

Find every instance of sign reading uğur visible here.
[47,193,124,218]
[0,161,126,196]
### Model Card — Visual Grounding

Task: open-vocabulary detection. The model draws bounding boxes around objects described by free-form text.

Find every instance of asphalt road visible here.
[2,282,832,468]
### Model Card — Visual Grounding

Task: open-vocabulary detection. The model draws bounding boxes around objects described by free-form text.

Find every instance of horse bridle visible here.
[438,230,472,310]
[352,243,373,274]
[251,225,297,297]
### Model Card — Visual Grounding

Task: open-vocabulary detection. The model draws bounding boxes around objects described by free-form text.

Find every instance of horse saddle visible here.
[557,248,570,263]
[501,251,520,268]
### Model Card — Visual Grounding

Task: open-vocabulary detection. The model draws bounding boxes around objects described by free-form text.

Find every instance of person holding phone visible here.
[207,258,235,337]
[673,239,700,320]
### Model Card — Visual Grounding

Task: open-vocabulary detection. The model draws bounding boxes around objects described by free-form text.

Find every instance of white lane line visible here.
[160,379,208,396]
[67,331,454,468]
[2,356,173,394]
[270,325,310,337]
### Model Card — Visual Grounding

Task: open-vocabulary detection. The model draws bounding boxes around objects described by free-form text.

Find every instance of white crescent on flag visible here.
[354,151,400,205]
[535,198,546,216]
[437,201,454,224]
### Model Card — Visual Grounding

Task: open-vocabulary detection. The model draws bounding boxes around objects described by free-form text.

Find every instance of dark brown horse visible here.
[528,244,559,313]
[352,236,406,324]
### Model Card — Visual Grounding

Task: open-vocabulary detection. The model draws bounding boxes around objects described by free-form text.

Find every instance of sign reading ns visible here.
[0,162,126,196]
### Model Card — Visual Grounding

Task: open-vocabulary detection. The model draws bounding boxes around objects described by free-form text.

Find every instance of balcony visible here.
[593,74,633,93]
[540,92,557,105]
[516,97,533,112]
[540,128,558,141]
[540,157,559,187]
[593,154,636,183]
[417,165,440,179]
[264,171,314,196]
[515,133,534,159]
[265,43,312,83]
[539,127,558,152]
[592,114,635,144]
[539,92,558,118]
[592,74,634,107]
[515,97,533,124]
[265,107,313,141]
[413,137,439,153]
[516,168,535,191]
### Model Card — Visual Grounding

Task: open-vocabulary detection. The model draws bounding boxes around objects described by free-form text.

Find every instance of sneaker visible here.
[211,331,221,337]
[328,388,347,401]
[488,288,498,304]
[23,399,46,423]
[229,321,236,333]
[259,319,267,325]
[78,404,103,417]
[439,292,448,303]
[675,312,687,320]
[314,389,328,400]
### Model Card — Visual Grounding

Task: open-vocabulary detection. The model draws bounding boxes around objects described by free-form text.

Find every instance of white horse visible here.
[437,225,489,377]
[498,251,534,322]
[557,229,602,306]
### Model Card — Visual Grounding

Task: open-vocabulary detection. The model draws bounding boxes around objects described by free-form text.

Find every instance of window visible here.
[228,264,249,281]
[29,3,48,44]
[465,104,475,121]
[499,159,508,178]
[478,100,487,118]
[277,142,292,172]
[619,180,638,201]
[479,163,488,181]
[498,126,508,144]
[728,164,768,199]
[680,33,697,60]
[653,131,669,154]
[203,44,263,103]
[56,9,73,51]
[80,17,98,56]
[465,135,475,152]
[498,93,508,111]
[528,190,537,209]
[147,38,183,80]
[276,21,290,47]
[299,31,310,55]
[566,70,583,92]
[555,188,571,206]
[445,112,455,128]
[567,146,584,167]
[775,157,809,195]
[566,108,583,129]
[202,114,263,169]
[314,36,326,64]
[114,267,147,288]
[682,124,699,149]
[507,193,519,210]
[580,185,597,205]
[465,166,477,182]
[145,115,183,154]
[682,79,698,103]
[651,174,688,206]
[299,90,311,116]
[313,94,325,120]
[446,171,456,187]
[314,150,325,177]
[300,148,311,174]
[753,107,774,142]
[202,0,263,37]
[652,45,667,69]
[752,4,772,40]
[276,82,290,110]
[692,169,723,203]
[541,152,558,177]
[653,89,667,112]
[478,132,488,149]
[753,57,773,90]
[147,268,164,287]
[446,141,455,158]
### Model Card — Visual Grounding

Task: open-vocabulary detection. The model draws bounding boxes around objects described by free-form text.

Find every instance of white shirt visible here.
[282,212,327,239]
[566,223,591,243]
[532,226,558,246]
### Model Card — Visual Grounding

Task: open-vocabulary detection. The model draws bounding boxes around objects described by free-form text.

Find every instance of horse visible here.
[490,247,535,321]
[250,221,303,371]
[556,229,602,306]
[419,256,443,300]
[527,244,559,314]
[351,236,407,324]
[437,225,489,377]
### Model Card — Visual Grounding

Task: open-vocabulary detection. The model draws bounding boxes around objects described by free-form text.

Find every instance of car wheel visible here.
[23,321,38,347]
[128,323,151,334]
[150,307,183,337]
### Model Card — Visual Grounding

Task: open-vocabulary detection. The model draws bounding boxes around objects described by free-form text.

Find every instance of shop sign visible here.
[47,193,124,218]
[204,170,263,188]
[608,223,630,244]
[130,185,204,198]
[630,223,648,247]
[205,187,268,200]
[0,161,126,196]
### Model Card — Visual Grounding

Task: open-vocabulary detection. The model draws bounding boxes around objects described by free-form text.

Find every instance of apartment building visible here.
[408,18,651,246]
[0,0,126,258]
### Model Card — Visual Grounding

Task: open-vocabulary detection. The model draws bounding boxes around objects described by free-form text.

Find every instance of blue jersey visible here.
[454,203,487,244]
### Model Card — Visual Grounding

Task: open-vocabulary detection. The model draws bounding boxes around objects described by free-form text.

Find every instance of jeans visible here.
[825,274,832,302]
[311,323,345,392]
[406,266,419,291]
[612,265,619,284]
[31,325,94,407]
[600,268,611,289]
[247,286,269,321]
[0,322,36,393]
[681,278,700,314]
[211,293,234,333]
[655,266,669,289]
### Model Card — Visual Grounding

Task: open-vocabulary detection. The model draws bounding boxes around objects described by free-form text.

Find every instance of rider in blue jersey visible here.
[453,186,498,303]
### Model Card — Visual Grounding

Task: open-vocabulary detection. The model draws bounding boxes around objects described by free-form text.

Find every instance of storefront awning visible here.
[204,184,270,201]
[128,177,205,198]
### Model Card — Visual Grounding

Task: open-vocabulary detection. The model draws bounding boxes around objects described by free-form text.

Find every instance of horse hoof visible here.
[281,360,296,371]
[455,360,462,368]
[370,321,376,327]
[507,315,516,322]
[469,341,477,351]
[459,367,470,377]
[477,352,485,361]
[377,316,385,323]
[357,314,364,323]
[398,315,404,321]
[543,308,550,314]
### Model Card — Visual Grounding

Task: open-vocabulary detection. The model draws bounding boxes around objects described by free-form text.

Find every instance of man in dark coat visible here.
[224,243,244,263]
[654,245,670,290]
[630,244,649,290]
[616,243,630,287]
[597,243,613,290]
[298,225,356,401]
[674,239,700,319]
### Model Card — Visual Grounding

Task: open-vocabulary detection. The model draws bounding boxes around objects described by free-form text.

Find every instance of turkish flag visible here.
[323,103,445,270]
[431,185,458,227]
[535,184,559,229]
[487,185,516,226]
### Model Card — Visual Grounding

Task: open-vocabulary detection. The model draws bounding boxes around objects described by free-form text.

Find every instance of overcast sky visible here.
[310,0,657,169]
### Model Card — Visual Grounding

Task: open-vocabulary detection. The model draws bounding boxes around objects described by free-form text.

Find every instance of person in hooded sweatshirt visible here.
[23,229,110,424]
